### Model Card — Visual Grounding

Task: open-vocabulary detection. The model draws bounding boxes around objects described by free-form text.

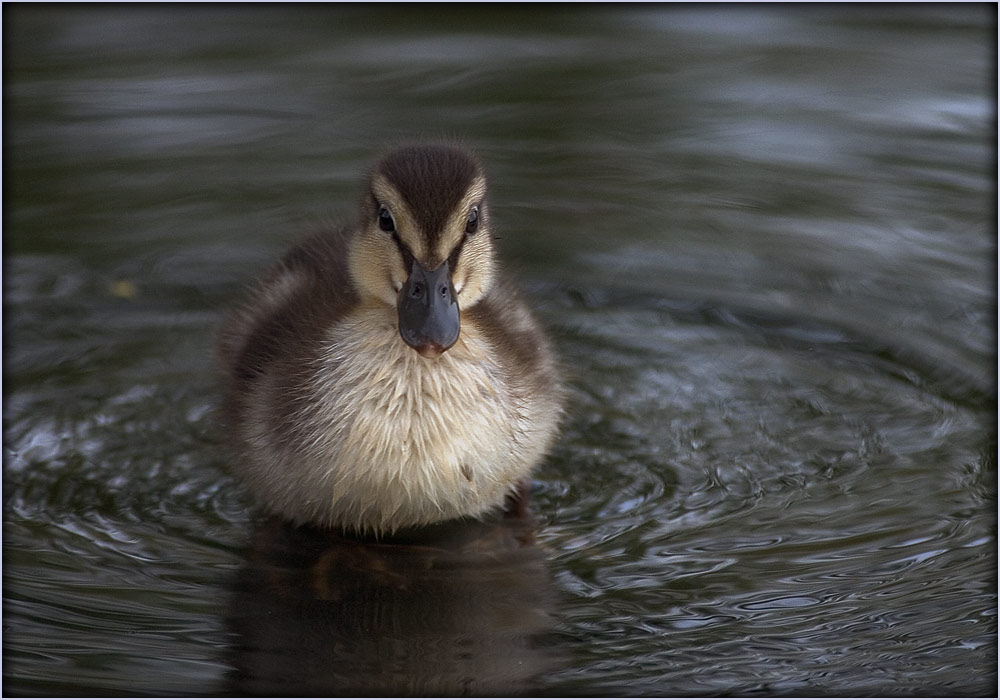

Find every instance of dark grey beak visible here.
[397,258,460,358]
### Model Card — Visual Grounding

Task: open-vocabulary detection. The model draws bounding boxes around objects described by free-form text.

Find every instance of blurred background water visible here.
[3,5,996,696]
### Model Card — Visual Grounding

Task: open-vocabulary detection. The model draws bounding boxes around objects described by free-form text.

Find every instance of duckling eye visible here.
[378,206,395,233]
[464,206,479,235]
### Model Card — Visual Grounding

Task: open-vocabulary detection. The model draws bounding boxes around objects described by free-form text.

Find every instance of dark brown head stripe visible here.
[372,145,482,245]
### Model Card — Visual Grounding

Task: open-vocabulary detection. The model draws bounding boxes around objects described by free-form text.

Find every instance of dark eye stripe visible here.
[391,232,415,270]
[447,232,467,272]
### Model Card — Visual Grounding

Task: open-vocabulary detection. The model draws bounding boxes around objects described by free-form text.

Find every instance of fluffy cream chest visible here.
[289,305,530,532]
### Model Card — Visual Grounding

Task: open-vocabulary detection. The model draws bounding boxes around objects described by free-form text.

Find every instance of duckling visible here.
[218,145,563,534]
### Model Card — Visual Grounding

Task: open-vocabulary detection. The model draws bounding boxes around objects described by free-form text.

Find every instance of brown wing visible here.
[217,227,359,392]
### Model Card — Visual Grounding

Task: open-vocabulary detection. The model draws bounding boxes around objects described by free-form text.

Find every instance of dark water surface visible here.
[4,6,996,696]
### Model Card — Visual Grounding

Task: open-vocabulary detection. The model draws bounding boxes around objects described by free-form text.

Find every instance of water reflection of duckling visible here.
[218,145,563,534]
[226,515,560,696]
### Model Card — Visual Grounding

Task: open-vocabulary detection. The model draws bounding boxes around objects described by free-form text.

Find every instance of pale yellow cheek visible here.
[350,236,407,307]
[453,267,469,295]
[390,271,404,293]
[456,258,494,307]
[456,272,481,304]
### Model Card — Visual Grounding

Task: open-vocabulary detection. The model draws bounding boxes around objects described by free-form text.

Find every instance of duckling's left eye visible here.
[465,207,479,235]
[378,206,395,233]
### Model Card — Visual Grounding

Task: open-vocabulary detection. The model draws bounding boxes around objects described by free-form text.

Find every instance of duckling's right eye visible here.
[378,206,395,233]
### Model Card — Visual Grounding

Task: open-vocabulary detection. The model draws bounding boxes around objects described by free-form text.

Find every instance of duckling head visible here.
[349,145,497,358]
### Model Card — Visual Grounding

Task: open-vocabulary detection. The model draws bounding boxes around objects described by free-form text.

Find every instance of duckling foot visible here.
[504,478,533,520]
[501,479,538,547]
